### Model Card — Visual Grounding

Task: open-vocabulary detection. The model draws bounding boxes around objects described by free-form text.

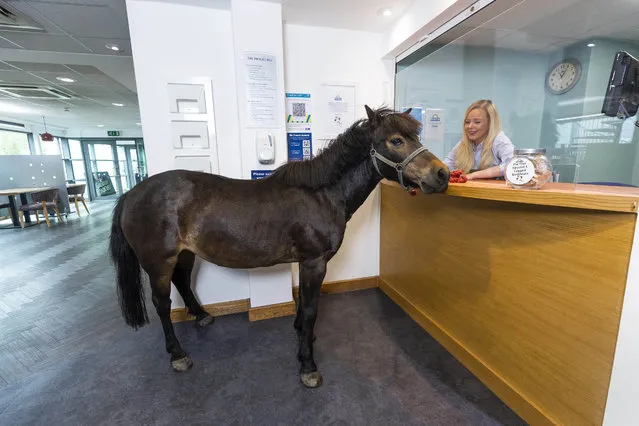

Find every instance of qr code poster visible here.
[285,93,312,133]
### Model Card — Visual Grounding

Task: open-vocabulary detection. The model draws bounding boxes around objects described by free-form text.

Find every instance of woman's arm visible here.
[466,166,502,180]
[443,141,460,170]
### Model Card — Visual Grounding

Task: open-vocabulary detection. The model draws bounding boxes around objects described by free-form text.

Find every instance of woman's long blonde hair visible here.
[453,99,502,173]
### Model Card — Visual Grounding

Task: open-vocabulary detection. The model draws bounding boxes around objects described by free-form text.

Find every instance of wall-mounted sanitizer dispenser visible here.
[256,131,275,164]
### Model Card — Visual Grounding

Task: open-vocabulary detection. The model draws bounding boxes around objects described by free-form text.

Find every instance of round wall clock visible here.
[546,58,582,95]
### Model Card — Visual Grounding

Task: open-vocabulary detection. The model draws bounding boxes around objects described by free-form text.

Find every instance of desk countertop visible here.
[382,179,639,213]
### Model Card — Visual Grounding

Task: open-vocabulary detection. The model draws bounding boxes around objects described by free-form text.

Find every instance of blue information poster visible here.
[286,93,312,162]
[251,170,273,180]
[287,132,312,162]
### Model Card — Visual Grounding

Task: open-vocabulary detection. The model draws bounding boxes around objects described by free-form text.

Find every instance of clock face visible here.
[546,60,581,95]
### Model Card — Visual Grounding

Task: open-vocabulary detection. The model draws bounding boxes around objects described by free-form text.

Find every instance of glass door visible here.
[84,141,121,200]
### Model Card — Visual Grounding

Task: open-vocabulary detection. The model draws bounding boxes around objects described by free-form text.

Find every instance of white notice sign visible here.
[243,52,277,127]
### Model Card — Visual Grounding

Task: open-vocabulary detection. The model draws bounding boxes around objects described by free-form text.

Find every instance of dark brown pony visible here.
[109,106,449,388]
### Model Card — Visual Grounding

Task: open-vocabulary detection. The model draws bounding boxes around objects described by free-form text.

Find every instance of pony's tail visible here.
[109,193,149,329]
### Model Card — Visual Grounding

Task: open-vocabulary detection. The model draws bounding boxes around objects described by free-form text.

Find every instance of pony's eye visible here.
[390,138,403,146]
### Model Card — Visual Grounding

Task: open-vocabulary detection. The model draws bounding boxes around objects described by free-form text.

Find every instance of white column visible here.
[230,0,293,308]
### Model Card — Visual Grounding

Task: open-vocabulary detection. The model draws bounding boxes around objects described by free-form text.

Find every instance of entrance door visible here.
[85,141,120,200]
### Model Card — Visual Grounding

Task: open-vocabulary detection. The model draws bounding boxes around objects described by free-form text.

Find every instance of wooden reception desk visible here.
[379,180,639,426]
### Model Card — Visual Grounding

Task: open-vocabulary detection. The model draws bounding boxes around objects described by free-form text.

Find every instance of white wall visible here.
[284,24,391,282]
[126,0,249,307]
[383,0,461,57]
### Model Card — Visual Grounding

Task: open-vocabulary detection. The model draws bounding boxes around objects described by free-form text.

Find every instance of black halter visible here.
[370,145,429,190]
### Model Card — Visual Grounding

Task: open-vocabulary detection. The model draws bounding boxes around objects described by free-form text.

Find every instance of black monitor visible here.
[602,51,639,119]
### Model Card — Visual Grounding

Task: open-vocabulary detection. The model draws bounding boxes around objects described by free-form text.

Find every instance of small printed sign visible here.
[107,130,121,137]
[251,170,273,180]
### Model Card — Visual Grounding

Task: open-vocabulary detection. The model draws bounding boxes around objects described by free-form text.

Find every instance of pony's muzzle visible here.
[420,166,449,194]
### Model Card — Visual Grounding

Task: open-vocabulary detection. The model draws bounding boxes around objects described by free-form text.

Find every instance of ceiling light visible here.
[136,122,141,126]
[112,103,124,107]
[587,42,596,47]
[97,124,104,127]
[378,8,392,17]
[105,43,122,52]
[56,76,75,83]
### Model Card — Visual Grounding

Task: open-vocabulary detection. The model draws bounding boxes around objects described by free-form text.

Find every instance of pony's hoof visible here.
[197,314,214,327]
[300,371,323,388]
[171,355,193,372]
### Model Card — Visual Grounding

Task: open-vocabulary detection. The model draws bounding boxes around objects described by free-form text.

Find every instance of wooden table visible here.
[0,187,51,228]
[380,180,639,425]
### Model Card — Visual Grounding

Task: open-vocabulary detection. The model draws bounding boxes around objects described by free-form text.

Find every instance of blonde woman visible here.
[443,100,515,180]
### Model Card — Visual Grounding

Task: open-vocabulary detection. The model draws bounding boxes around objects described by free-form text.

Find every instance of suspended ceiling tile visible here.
[0,70,51,84]
[0,35,22,49]
[63,64,106,76]
[0,33,91,53]
[26,72,98,87]
[26,2,130,39]
[73,37,132,56]
[5,62,70,73]
[0,61,19,71]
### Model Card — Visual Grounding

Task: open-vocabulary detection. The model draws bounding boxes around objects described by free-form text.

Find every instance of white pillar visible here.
[231,0,293,308]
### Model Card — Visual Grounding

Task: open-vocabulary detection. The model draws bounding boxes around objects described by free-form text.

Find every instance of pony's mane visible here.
[268,107,420,189]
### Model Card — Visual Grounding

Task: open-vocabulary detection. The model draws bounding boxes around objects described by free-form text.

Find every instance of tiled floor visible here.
[0,200,525,425]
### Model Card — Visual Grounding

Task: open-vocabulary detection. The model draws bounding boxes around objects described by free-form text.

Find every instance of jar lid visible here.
[514,148,546,155]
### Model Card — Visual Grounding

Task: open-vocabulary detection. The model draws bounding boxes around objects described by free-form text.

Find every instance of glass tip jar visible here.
[505,148,553,190]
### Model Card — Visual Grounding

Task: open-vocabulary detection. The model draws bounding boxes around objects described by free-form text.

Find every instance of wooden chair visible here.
[67,184,90,216]
[17,188,64,228]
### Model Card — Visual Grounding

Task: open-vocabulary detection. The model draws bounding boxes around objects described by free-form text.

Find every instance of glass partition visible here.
[395,0,639,188]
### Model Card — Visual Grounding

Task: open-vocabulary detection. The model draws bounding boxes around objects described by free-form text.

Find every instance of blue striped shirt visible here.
[443,131,516,173]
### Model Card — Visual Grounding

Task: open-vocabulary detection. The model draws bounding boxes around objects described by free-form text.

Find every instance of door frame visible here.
[80,138,144,201]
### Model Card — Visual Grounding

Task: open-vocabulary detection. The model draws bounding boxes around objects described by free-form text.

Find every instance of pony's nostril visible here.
[437,167,448,182]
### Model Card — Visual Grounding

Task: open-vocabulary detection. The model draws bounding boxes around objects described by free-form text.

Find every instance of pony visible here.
[109,105,449,388]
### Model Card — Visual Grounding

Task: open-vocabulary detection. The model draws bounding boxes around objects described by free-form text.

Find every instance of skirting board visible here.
[171,276,379,323]
[170,298,250,322]
[293,276,379,299]
[248,301,296,322]
[378,277,554,426]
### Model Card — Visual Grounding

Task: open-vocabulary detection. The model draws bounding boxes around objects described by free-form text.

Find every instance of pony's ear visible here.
[403,108,412,115]
[365,105,376,121]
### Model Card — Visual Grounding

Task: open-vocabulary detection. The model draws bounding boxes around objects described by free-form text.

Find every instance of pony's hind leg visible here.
[297,257,327,388]
[147,258,193,372]
[173,250,214,327]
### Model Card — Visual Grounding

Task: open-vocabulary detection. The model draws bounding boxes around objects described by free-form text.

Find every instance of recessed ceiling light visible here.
[136,122,141,126]
[378,8,392,17]
[587,42,596,47]
[105,43,122,52]
[97,124,104,127]
[112,103,124,107]
[56,76,75,83]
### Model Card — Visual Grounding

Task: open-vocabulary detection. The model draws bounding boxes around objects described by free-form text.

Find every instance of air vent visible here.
[0,1,44,31]
[0,84,73,99]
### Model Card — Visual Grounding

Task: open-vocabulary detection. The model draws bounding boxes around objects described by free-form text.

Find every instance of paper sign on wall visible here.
[423,108,445,143]
[321,84,355,139]
[286,93,312,162]
[243,52,278,128]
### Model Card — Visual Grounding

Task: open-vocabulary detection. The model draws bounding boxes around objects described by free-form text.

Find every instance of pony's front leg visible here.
[297,258,326,388]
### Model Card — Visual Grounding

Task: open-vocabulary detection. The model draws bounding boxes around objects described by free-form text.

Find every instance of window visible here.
[0,130,30,155]
[395,0,639,187]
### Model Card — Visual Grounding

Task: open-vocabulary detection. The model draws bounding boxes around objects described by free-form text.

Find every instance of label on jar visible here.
[506,157,536,185]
